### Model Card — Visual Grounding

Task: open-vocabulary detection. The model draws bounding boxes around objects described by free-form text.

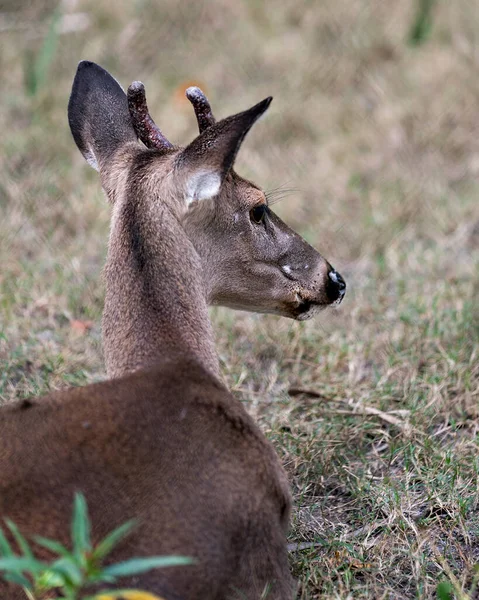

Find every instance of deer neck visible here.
[102,158,219,380]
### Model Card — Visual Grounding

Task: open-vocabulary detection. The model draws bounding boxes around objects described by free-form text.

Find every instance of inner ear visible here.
[186,170,222,204]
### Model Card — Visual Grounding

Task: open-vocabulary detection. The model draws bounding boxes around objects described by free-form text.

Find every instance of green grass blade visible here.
[33,7,61,95]
[408,0,436,46]
[92,520,137,562]
[2,571,33,590]
[5,519,34,559]
[34,536,72,559]
[0,528,13,558]
[72,493,91,559]
[23,50,37,97]
[0,556,46,574]
[101,556,194,579]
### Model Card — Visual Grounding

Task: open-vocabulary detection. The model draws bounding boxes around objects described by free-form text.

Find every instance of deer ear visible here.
[68,61,137,172]
[177,97,272,203]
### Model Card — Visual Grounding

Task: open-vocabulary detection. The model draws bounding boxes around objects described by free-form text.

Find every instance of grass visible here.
[1,0,478,597]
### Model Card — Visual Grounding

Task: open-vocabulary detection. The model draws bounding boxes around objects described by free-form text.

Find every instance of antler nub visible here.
[186,86,216,133]
[127,81,173,151]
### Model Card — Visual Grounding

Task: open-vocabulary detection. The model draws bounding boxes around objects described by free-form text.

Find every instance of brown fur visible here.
[0,359,294,599]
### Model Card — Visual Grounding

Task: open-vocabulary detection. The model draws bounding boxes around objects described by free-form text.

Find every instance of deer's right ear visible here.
[68,61,137,172]
[177,97,272,204]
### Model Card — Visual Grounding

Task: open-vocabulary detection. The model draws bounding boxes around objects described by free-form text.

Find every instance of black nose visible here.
[327,269,346,302]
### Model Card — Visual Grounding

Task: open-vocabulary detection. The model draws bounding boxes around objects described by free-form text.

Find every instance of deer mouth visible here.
[295,301,320,320]
[292,293,324,320]
[292,287,345,320]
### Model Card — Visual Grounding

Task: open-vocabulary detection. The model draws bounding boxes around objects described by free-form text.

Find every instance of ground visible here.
[1,1,478,598]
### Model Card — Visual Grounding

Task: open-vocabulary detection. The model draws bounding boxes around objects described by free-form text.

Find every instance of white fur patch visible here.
[186,170,221,205]
[282,265,292,275]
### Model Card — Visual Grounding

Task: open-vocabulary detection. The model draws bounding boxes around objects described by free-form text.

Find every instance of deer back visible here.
[0,359,294,598]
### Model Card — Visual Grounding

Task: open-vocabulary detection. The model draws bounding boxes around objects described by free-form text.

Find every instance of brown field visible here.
[1,0,478,598]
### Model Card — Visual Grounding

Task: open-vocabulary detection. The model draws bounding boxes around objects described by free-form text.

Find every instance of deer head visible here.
[179,86,345,320]
[69,62,345,331]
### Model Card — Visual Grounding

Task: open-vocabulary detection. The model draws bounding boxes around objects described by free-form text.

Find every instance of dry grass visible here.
[1,0,479,598]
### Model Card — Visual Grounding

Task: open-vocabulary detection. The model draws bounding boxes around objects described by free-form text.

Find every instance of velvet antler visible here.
[186,86,216,133]
[127,81,173,151]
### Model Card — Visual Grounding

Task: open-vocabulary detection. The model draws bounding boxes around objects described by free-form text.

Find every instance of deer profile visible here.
[0,61,303,600]
[67,63,346,378]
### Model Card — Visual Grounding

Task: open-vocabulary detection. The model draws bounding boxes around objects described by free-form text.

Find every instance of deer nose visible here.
[327,269,346,303]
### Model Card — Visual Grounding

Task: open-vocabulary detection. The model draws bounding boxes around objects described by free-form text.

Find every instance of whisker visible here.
[265,187,301,206]
[264,180,295,196]
[268,196,289,206]
[265,188,300,196]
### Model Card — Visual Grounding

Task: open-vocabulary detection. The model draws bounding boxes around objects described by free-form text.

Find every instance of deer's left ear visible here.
[68,61,138,172]
[177,97,272,203]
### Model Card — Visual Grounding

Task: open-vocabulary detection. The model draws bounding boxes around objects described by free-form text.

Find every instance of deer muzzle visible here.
[290,266,346,321]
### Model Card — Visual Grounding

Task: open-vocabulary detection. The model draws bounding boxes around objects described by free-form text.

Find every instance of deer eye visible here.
[250,204,267,225]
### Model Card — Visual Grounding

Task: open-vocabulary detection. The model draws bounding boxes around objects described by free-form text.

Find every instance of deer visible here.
[0,61,346,599]
[66,62,346,378]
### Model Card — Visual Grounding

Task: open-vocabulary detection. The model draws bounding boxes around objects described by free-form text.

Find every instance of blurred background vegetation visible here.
[1,0,478,598]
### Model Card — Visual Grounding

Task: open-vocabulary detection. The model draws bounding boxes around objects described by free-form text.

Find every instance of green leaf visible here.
[49,556,83,587]
[92,520,138,562]
[0,556,46,574]
[72,493,91,560]
[0,528,13,558]
[35,567,65,590]
[2,570,33,590]
[42,558,83,588]
[436,580,453,600]
[34,536,73,559]
[101,556,194,579]
[5,519,34,559]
